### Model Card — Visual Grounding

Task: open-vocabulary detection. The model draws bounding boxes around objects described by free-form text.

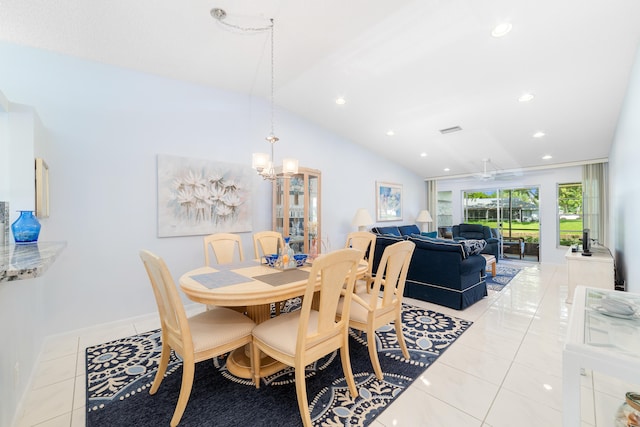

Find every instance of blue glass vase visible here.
[11,210,41,244]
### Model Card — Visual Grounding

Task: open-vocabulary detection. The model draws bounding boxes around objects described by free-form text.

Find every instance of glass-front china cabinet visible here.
[273,167,321,255]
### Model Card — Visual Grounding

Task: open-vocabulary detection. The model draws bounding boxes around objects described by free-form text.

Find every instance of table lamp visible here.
[352,208,373,232]
[416,210,433,232]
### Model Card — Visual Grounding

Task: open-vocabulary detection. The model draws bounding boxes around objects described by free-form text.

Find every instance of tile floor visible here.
[13,260,640,426]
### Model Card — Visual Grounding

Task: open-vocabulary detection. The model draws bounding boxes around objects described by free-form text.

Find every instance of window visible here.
[557,183,583,246]
[437,191,453,226]
[462,188,539,243]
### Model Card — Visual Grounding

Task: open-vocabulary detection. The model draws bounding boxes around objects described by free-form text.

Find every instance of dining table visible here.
[179,257,367,379]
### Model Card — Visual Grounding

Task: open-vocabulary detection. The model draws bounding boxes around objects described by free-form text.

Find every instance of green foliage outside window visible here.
[558,183,583,246]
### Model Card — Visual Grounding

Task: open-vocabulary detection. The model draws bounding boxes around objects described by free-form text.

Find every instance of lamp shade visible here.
[282,158,299,175]
[352,208,374,231]
[252,152,269,171]
[416,210,433,223]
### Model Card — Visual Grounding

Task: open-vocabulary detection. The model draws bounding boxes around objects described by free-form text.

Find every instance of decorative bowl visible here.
[264,254,278,267]
[293,254,308,267]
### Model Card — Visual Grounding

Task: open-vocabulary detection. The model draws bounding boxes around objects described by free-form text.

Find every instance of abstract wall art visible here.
[157,154,253,237]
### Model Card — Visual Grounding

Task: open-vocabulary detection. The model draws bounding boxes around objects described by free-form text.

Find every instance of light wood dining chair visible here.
[204,233,244,266]
[139,250,255,427]
[253,230,284,259]
[336,240,415,380]
[251,248,363,427]
[345,231,377,292]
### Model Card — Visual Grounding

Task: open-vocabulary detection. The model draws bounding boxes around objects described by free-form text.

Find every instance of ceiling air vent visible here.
[439,126,462,135]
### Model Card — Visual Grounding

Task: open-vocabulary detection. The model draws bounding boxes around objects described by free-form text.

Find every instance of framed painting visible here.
[376,181,402,221]
[35,158,50,218]
[157,154,253,237]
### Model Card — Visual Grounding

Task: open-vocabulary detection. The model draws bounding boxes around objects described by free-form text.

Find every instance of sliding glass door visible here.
[463,187,540,260]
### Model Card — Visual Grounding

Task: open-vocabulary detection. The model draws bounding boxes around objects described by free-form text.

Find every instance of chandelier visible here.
[211,8,298,181]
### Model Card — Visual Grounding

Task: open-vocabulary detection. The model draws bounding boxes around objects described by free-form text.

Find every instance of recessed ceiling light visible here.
[533,131,546,138]
[542,155,552,160]
[335,97,346,105]
[519,93,534,102]
[444,168,450,172]
[420,152,427,157]
[491,22,512,38]
[386,130,395,136]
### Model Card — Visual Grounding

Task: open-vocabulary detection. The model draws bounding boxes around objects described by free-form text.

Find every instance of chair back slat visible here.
[204,233,244,265]
[371,241,415,307]
[345,231,377,277]
[253,231,285,259]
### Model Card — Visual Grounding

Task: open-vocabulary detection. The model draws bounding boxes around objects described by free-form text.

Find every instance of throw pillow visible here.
[461,239,487,256]
[420,231,438,238]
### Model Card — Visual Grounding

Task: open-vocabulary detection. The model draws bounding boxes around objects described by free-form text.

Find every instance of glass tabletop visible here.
[584,288,640,357]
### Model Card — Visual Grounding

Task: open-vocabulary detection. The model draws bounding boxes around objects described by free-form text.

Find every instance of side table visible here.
[563,286,640,426]
[480,254,496,276]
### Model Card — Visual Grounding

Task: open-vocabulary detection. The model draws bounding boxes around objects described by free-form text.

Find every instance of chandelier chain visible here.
[269,19,276,138]
[212,9,296,181]
[211,9,271,32]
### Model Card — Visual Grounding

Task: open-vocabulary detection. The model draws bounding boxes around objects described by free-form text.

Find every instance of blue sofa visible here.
[371,224,437,239]
[452,223,500,261]
[370,229,487,310]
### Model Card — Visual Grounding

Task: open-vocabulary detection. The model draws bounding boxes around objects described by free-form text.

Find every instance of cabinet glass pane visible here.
[308,174,319,251]
[273,168,321,255]
[275,177,285,234]
[289,174,304,252]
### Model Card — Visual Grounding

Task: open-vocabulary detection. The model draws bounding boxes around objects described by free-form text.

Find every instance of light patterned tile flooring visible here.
[13,261,640,426]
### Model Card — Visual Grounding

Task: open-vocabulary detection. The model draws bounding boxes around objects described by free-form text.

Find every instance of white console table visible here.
[565,246,614,303]
[563,286,640,427]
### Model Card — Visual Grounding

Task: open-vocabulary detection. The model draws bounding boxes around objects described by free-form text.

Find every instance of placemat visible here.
[190,271,254,289]
[252,268,310,286]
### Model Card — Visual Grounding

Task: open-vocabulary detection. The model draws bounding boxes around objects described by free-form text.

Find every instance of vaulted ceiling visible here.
[2,0,639,179]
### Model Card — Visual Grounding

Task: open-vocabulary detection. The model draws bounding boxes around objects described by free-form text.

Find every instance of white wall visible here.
[436,165,583,265]
[0,41,424,335]
[610,44,640,293]
[0,101,48,427]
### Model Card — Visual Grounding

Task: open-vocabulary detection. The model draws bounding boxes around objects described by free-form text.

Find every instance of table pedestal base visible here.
[226,345,285,379]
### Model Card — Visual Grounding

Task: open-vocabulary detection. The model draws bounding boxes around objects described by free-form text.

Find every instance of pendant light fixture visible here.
[212,9,298,181]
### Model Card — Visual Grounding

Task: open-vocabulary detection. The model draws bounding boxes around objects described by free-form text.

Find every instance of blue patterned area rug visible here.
[85,303,471,427]
[486,263,522,291]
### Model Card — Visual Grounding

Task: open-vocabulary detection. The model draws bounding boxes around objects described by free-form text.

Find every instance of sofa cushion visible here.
[371,226,401,236]
[398,224,421,236]
[408,235,466,258]
[461,239,487,256]
[453,223,491,241]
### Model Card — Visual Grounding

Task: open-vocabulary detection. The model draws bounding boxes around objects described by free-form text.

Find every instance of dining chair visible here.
[253,230,285,259]
[203,233,244,266]
[345,231,377,292]
[251,248,363,427]
[139,250,255,427]
[336,240,415,380]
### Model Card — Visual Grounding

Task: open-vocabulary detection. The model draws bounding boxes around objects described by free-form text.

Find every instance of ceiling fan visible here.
[472,158,496,181]
[472,158,519,181]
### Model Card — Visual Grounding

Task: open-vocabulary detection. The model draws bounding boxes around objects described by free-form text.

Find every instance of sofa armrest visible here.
[485,237,499,244]
[459,254,486,275]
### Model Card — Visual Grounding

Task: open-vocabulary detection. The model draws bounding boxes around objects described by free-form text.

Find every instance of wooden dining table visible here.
[179,258,367,379]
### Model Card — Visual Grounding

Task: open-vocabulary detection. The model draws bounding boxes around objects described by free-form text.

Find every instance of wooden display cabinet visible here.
[272,167,321,254]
